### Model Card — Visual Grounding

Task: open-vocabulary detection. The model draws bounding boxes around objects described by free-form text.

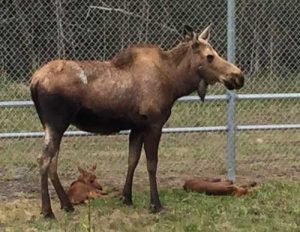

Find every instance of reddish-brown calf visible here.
[67,165,106,204]
[183,178,255,197]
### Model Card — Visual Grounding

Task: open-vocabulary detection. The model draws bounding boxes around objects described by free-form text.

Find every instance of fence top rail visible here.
[237,93,300,100]
[1,93,300,107]
[1,124,300,139]
[0,126,227,139]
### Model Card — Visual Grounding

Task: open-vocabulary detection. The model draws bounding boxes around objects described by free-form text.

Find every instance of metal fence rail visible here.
[2,93,300,107]
[2,124,300,139]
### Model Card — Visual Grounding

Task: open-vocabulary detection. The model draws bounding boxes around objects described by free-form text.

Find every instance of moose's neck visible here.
[166,44,199,100]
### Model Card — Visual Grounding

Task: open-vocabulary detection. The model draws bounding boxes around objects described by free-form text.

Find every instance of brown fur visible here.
[183,178,255,197]
[67,165,106,205]
[30,26,244,218]
[112,44,160,69]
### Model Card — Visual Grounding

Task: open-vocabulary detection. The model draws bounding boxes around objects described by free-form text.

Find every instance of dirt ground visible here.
[1,165,297,203]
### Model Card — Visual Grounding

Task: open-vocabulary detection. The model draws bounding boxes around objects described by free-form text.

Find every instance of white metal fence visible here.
[1,0,300,181]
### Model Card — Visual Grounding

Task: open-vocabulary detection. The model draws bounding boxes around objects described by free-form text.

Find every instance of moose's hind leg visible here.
[35,87,79,217]
[39,127,63,218]
[49,143,74,212]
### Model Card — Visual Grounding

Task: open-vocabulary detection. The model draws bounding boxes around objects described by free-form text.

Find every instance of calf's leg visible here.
[143,126,163,213]
[122,129,143,205]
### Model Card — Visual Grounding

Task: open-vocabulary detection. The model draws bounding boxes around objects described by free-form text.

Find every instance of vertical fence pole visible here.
[226,0,237,181]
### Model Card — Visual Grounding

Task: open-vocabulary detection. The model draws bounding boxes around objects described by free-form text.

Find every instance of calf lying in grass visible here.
[183,178,256,197]
[68,165,106,204]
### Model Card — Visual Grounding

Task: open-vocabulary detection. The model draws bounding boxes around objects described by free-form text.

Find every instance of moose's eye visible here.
[207,54,214,63]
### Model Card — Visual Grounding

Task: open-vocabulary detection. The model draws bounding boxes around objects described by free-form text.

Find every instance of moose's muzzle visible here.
[224,73,244,90]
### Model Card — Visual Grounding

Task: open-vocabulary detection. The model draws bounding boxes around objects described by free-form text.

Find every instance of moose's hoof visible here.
[120,196,133,205]
[149,204,165,214]
[62,204,74,213]
[42,210,56,219]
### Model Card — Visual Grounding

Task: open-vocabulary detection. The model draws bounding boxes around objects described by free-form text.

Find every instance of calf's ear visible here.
[78,166,85,174]
[91,164,97,171]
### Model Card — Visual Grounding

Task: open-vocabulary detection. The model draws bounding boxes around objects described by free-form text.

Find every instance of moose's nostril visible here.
[224,80,235,90]
[235,75,244,89]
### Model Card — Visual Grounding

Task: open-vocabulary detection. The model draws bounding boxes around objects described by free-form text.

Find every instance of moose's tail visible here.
[30,81,45,129]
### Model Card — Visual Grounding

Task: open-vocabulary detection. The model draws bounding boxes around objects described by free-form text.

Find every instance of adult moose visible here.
[30,25,244,218]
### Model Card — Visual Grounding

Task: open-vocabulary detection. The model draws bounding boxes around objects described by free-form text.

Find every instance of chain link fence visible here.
[1,0,299,185]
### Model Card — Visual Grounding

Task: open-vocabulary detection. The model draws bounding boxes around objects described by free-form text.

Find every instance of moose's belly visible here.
[71,107,137,134]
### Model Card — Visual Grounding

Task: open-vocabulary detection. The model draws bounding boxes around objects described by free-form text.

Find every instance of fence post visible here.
[226,0,237,181]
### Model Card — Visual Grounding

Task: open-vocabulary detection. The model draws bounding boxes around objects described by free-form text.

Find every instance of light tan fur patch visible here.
[78,69,88,84]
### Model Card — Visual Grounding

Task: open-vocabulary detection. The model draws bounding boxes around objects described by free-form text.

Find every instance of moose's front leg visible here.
[143,125,163,213]
[122,129,143,205]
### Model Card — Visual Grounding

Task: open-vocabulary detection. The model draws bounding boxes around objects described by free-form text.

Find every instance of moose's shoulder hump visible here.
[111,44,162,69]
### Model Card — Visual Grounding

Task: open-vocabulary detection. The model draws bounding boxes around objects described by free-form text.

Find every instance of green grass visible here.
[0,76,30,100]
[0,181,299,231]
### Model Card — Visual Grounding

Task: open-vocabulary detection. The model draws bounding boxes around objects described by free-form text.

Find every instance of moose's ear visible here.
[183,25,196,41]
[198,25,211,41]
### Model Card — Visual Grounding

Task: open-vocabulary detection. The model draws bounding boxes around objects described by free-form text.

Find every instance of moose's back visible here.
[30,46,174,134]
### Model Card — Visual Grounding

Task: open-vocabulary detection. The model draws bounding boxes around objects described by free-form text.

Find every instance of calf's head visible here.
[77,165,102,190]
[183,25,244,101]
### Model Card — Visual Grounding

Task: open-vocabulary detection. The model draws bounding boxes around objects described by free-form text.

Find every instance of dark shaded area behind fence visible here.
[1,0,300,82]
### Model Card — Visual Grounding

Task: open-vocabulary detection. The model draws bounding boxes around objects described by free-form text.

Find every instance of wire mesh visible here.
[1,0,299,183]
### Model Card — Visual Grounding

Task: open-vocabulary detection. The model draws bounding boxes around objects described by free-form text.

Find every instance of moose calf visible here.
[183,178,255,197]
[68,165,106,204]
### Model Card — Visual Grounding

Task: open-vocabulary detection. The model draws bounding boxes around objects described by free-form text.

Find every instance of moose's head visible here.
[183,25,244,101]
